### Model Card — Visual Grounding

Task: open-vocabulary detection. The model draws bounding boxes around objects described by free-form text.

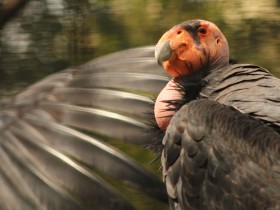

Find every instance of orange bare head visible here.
[155,20,230,78]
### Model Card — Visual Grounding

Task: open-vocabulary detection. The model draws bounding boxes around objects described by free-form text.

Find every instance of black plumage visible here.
[155,19,280,210]
[174,63,280,132]
[162,100,280,210]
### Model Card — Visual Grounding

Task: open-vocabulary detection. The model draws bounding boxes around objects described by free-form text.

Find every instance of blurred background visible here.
[0,0,280,98]
[0,1,279,209]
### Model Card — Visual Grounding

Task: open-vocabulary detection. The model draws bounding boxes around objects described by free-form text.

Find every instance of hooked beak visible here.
[155,25,199,77]
[155,40,173,66]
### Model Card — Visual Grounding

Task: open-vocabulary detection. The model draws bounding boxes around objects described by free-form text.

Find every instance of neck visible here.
[209,37,230,72]
[200,63,236,99]
[209,57,229,72]
[174,70,206,107]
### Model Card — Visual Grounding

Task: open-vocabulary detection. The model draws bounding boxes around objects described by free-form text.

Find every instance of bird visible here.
[0,46,171,210]
[1,19,280,210]
[154,19,280,209]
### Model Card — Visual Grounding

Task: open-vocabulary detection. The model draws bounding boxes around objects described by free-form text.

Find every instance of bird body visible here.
[155,20,280,209]
[162,99,280,210]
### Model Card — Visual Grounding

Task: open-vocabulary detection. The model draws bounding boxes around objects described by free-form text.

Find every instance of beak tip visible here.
[155,40,172,66]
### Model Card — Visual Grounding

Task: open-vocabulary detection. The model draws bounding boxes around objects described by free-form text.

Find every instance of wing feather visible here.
[0,46,170,209]
[162,99,280,210]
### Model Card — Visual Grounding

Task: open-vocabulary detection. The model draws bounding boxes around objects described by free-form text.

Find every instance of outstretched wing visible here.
[162,99,280,210]
[0,46,170,210]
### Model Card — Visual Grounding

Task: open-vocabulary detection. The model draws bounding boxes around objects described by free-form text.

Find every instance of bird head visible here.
[155,20,230,78]
[154,20,230,131]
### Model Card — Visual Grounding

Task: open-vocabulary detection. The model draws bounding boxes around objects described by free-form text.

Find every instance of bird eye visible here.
[198,27,207,35]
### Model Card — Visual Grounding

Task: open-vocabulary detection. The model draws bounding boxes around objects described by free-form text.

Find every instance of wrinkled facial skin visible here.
[154,20,230,131]
[155,20,229,78]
